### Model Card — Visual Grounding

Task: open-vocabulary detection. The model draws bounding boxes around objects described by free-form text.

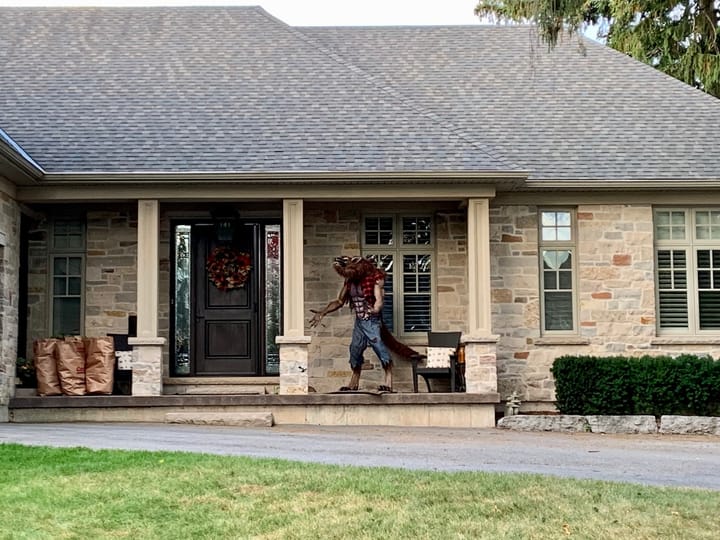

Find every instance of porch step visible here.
[165,411,274,427]
[163,377,279,396]
[164,384,268,395]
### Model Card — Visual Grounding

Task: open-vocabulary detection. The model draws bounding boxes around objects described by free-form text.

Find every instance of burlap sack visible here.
[55,337,86,396]
[85,336,115,395]
[33,338,62,396]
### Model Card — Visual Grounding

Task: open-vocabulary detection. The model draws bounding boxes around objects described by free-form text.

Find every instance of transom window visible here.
[539,210,576,333]
[362,215,433,335]
[50,219,85,336]
[655,209,720,333]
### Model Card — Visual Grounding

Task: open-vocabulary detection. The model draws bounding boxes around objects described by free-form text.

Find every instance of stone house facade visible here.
[2,6,720,421]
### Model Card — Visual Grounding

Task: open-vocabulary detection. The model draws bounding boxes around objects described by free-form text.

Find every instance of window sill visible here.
[534,336,590,346]
[651,336,720,346]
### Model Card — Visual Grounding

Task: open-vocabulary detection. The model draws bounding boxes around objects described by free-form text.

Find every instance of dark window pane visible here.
[68,277,82,296]
[558,271,573,290]
[53,277,66,295]
[698,270,712,289]
[402,216,432,245]
[658,291,689,328]
[365,232,379,245]
[68,257,82,275]
[699,291,720,329]
[698,250,711,268]
[379,217,393,230]
[544,291,573,331]
[559,253,572,269]
[403,274,417,293]
[404,294,430,332]
[418,274,431,293]
[53,297,81,336]
[379,231,393,245]
[544,271,557,290]
[658,270,673,289]
[54,258,67,276]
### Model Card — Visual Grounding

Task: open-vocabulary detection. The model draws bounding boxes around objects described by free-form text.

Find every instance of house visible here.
[1,6,719,425]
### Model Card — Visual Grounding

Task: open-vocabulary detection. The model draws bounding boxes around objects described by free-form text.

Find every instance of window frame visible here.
[48,218,86,337]
[361,213,435,337]
[538,208,578,335]
[654,208,720,335]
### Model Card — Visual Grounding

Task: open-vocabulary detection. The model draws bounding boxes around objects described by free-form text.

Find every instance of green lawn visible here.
[1,444,718,539]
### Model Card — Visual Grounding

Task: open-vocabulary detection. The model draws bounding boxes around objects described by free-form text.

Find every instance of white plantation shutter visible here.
[363,215,432,336]
[655,209,720,334]
[657,249,689,329]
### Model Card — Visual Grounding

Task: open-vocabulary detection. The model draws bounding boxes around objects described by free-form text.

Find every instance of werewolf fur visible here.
[334,255,419,360]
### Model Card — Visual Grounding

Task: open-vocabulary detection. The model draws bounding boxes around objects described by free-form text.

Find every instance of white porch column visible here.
[128,200,165,396]
[277,199,310,394]
[464,198,498,394]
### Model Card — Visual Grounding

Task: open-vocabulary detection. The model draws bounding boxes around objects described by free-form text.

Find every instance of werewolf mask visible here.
[333,255,385,282]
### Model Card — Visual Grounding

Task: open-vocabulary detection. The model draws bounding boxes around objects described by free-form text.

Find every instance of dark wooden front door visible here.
[192,224,259,375]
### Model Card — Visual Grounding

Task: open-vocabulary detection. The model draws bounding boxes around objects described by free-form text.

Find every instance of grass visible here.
[1,444,719,539]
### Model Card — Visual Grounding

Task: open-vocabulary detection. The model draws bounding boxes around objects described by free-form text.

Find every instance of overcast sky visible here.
[0,0,484,26]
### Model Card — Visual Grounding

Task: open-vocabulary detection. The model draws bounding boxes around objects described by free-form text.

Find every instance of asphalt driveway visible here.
[1,423,719,490]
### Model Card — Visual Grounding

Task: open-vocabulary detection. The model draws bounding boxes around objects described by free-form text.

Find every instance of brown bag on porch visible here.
[33,338,62,396]
[84,336,115,395]
[55,336,86,396]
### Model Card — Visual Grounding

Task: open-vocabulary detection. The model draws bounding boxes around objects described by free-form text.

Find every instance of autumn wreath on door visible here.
[206,246,252,291]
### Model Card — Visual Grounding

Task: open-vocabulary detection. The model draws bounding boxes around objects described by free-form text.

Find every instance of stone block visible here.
[586,415,657,434]
[165,412,273,427]
[660,415,720,435]
[497,415,589,432]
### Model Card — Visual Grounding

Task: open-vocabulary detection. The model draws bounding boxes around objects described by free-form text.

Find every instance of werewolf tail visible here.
[380,321,420,359]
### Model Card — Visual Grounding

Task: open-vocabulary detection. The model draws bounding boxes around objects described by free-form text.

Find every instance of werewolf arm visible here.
[369,278,384,315]
[309,284,347,328]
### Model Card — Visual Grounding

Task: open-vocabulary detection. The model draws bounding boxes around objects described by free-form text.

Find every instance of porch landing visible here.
[8,393,500,428]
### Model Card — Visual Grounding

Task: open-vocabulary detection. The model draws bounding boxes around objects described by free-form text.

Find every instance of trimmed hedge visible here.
[551,355,720,416]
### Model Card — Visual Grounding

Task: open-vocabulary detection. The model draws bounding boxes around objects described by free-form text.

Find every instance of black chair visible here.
[108,315,136,395]
[411,331,463,393]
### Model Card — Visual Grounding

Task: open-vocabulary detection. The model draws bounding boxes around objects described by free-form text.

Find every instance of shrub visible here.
[551,354,720,416]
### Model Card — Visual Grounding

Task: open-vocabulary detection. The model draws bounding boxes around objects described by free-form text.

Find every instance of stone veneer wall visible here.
[305,203,468,393]
[0,190,20,421]
[491,203,720,407]
[85,208,138,336]
[26,207,138,350]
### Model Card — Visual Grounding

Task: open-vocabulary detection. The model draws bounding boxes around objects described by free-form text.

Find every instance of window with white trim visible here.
[539,209,576,333]
[50,219,85,336]
[362,215,433,335]
[655,209,720,333]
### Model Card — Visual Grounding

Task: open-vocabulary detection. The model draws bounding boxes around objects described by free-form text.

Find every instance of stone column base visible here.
[0,372,12,422]
[462,334,499,394]
[128,337,166,396]
[277,335,311,395]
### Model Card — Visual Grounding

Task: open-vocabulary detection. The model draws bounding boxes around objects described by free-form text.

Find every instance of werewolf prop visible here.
[309,255,418,392]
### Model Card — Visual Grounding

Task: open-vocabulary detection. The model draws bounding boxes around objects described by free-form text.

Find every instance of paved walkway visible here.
[1,423,719,490]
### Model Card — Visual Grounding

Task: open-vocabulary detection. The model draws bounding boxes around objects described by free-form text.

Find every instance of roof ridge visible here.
[254,10,522,172]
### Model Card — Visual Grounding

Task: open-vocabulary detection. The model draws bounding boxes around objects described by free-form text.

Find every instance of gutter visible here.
[39,169,530,185]
[524,178,720,191]
[0,128,44,181]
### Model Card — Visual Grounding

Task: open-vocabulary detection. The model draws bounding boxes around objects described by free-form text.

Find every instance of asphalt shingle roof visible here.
[0,6,512,174]
[1,6,719,181]
[301,25,720,181]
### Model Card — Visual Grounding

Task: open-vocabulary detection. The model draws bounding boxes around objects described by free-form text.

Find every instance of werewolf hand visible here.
[308,309,324,328]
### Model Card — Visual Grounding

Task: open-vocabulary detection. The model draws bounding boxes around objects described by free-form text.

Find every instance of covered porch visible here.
[9,176,511,425]
[8,392,499,427]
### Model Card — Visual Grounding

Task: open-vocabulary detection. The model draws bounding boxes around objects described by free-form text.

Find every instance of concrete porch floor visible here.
[8,392,500,428]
